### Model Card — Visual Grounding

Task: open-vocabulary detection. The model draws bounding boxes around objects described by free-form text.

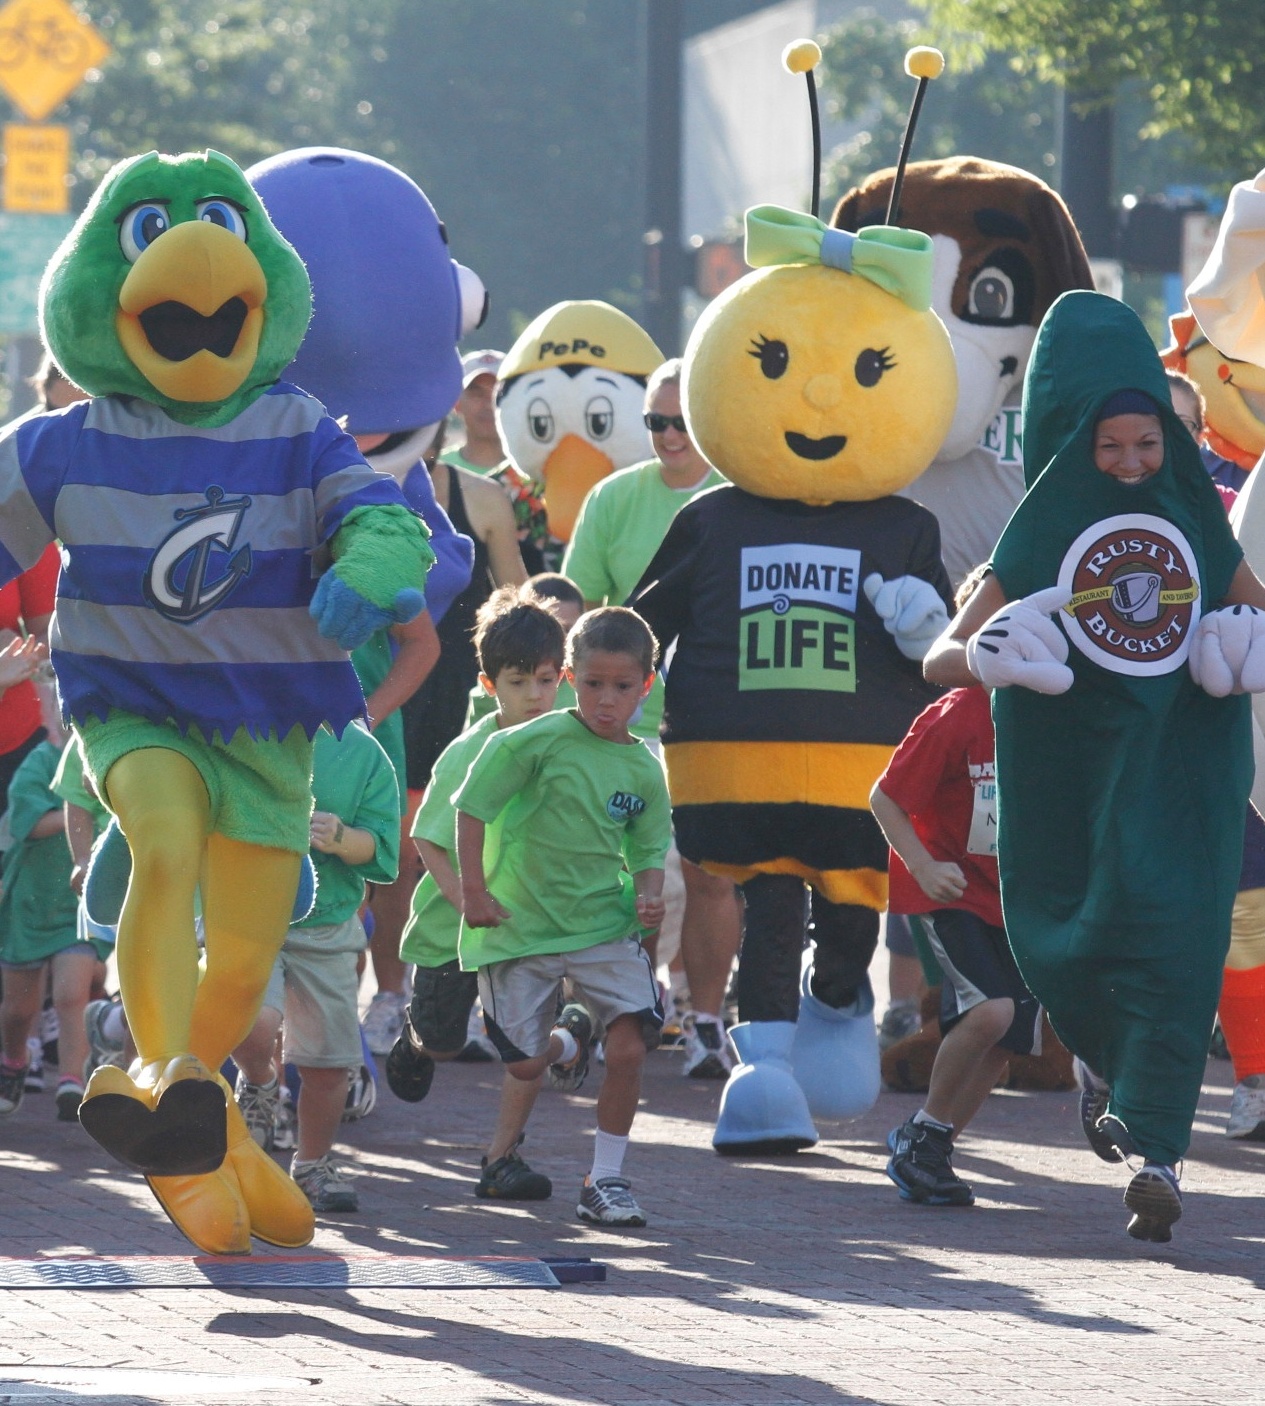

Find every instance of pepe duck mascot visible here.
[1162,308,1265,493]
[832,157,1094,587]
[495,300,663,558]
[24,149,433,1254]
[632,44,957,1154]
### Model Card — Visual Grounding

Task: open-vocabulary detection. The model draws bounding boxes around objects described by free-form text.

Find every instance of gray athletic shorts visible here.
[260,916,365,1069]
[478,936,664,1063]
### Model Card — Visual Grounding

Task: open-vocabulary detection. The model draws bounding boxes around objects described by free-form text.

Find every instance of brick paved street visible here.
[3,1007,1265,1406]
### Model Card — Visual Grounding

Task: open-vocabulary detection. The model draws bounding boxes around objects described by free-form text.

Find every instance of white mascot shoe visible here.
[790,959,881,1121]
[713,1021,818,1155]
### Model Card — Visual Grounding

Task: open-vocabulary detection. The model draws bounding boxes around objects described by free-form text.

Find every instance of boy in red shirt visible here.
[870,671,1040,1208]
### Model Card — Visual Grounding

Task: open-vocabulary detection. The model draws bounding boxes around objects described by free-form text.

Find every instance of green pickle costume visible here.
[990,291,1251,1164]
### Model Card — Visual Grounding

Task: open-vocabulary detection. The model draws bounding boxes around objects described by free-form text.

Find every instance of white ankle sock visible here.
[589,1129,629,1183]
[913,1108,953,1133]
[552,1029,578,1066]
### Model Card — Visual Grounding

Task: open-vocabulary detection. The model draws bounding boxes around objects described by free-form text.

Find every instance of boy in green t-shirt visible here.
[0,734,110,1122]
[456,607,670,1227]
[388,587,566,1201]
[231,722,400,1215]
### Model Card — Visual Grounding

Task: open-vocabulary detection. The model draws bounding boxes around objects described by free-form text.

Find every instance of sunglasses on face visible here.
[644,412,687,434]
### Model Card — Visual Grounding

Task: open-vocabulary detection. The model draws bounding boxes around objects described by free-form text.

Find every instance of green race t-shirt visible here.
[439,446,505,478]
[564,459,725,743]
[292,724,400,936]
[455,709,670,969]
[0,741,81,965]
[50,734,110,830]
[400,710,500,968]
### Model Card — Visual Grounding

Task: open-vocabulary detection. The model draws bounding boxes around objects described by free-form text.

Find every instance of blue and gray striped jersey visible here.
[0,383,415,741]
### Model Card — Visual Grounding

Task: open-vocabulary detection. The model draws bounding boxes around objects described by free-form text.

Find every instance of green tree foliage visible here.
[54,2,399,204]
[919,0,1265,177]
[819,8,1058,204]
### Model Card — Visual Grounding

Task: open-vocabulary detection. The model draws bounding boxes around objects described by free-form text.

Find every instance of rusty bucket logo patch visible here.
[1057,514,1201,676]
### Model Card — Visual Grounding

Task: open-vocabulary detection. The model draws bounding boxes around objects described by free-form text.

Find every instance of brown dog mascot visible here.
[833,156,1093,587]
[834,157,1089,1092]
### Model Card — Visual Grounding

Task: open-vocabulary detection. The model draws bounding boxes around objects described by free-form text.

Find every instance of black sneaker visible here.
[1073,1058,1121,1163]
[476,1136,552,1200]
[548,1002,593,1092]
[885,1118,975,1207]
[1124,1163,1182,1243]
[0,1061,28,1117]
[385,1012,436,1103]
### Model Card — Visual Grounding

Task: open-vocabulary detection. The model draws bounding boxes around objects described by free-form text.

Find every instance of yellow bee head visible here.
[682,207,957,503]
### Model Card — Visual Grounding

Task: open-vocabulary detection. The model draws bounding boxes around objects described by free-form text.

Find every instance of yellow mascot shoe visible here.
[221,1080,315,1248]
[146,1168,251,1256]
[80,1054,227,1177]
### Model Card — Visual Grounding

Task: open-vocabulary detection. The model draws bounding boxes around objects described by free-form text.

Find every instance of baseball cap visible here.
[462,349,504,385]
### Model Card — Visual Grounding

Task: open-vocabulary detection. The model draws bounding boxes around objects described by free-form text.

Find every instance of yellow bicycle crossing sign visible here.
[0,0,109,122]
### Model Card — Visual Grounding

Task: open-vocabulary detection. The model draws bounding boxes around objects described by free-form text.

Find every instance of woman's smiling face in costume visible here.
[1093,413,1164,487]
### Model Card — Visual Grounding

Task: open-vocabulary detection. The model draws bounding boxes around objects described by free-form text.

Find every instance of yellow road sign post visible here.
[3,121,67,210]
[0,0,109,122]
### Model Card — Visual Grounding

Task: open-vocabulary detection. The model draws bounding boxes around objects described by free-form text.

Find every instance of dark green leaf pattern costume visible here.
[991,291,1250,1164]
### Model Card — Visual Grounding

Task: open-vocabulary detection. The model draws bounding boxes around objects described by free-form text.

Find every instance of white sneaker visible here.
[577,1176,646,1227]
[681,1013,734,1080]
[361,991,408,1056]
[1227,1074,1265,1140]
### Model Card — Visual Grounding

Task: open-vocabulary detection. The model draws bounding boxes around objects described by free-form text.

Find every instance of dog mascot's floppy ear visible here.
[833,156,1093,586]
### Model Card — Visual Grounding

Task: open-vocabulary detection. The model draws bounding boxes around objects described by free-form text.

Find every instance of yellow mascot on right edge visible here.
[632,44,958,1153]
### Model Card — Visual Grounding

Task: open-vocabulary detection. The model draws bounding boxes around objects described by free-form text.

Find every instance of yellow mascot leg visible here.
[169,835,314,1249]
[79,748,229,1178]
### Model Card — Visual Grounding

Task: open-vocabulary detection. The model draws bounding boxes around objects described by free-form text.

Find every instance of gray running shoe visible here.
[577,1176,646,1227]
[878,998,922,1052]
[292,1153,359,1213]
[234,1075,279,1152]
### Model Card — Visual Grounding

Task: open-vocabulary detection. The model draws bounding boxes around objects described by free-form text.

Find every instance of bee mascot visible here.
[28,150,434,1253]
[632,45,958,1152]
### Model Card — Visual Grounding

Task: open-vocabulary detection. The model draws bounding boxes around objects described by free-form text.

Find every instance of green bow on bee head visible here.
[744,204,935,313]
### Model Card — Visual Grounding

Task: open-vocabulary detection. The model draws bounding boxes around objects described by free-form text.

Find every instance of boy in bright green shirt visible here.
[457,607,670,1228]
[389,587,566,1201]
[231,721,400,1214]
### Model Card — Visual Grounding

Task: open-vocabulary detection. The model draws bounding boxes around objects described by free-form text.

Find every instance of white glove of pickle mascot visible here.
[631,45,957,1153]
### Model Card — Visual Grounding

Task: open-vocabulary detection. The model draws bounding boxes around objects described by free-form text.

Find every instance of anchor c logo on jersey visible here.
[144,486,253,624]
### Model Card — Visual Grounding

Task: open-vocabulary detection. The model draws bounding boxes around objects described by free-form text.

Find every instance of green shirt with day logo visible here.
[454,709,670,969]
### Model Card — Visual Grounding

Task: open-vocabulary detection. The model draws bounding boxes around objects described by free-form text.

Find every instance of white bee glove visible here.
[862,573,949,662]
[1188,605,1265,696]
[965,586,1074,694]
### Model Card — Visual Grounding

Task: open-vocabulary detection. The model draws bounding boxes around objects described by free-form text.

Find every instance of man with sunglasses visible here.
[564,360,738,1082]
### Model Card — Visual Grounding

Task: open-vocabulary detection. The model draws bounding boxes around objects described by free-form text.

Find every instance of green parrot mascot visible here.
[22,150,433,1253]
